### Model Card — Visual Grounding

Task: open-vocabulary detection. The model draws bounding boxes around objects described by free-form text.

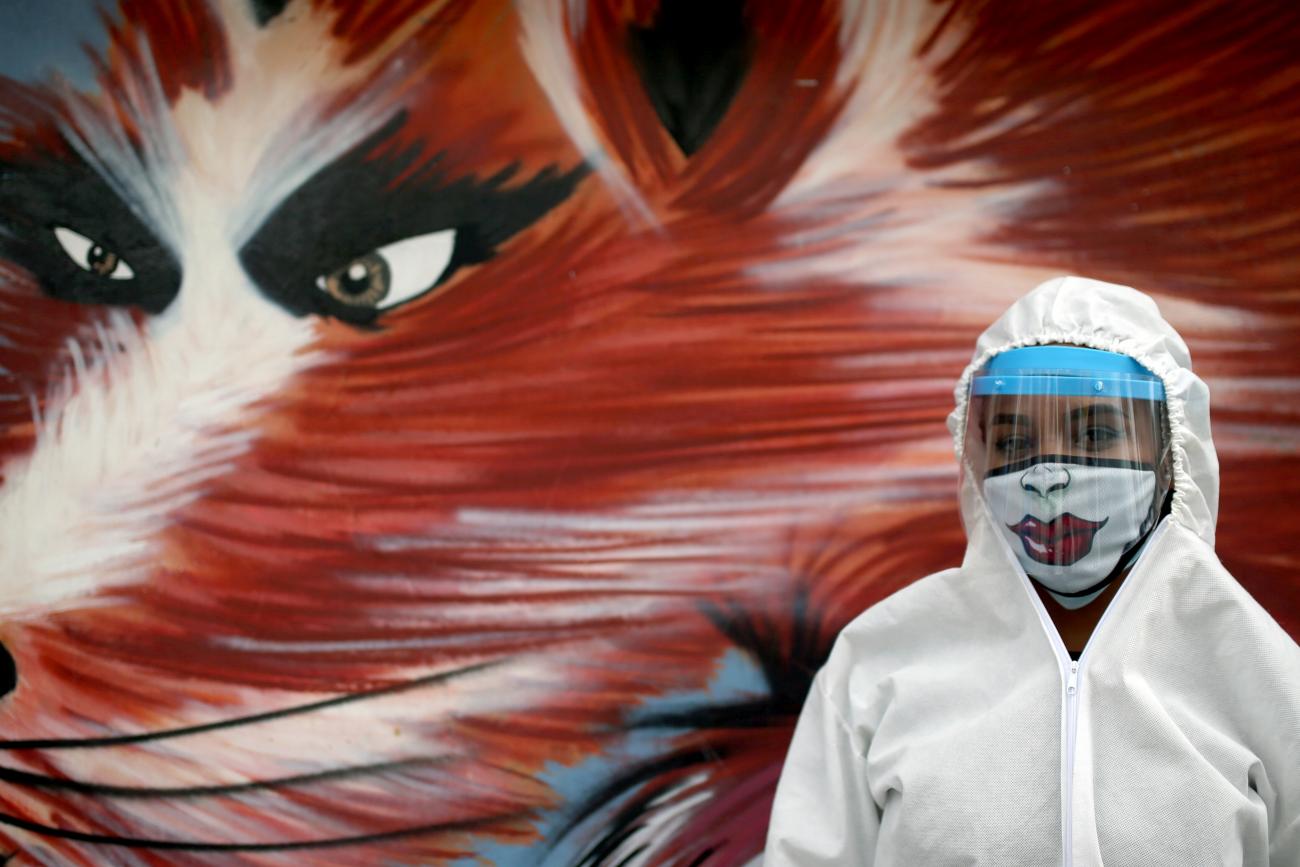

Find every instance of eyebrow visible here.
[1068,404,1127,423]
[990,404,1126,422]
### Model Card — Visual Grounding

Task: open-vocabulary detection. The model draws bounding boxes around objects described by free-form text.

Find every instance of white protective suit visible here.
[764,276,1300,866]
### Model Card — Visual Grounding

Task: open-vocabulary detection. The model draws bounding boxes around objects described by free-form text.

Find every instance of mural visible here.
[0,0,1297,863]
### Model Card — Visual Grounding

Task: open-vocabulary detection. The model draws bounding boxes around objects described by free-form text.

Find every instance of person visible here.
[763,276,1300,865]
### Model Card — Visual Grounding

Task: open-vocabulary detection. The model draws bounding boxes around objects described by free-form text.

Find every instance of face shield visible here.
[962,345,1171,608]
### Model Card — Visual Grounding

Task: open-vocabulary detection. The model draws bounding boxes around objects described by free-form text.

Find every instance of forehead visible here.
[979,394,1159,423]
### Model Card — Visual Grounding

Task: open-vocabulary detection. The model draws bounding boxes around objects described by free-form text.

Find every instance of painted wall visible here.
[0,1,1296,864]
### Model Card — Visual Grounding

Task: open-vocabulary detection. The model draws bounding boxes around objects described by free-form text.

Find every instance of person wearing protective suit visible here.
[764,276,1300,866]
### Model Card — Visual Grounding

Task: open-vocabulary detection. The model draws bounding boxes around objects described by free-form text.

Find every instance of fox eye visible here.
[314,229,456,311]
[53,226,135,280]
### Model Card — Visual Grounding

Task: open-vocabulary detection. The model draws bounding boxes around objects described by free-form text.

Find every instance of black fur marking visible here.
[0,643,12,701]
[628,0,753,156]
[562,749,725,867]
[249,0,291,26]
[239,112,588,326]
[0,151,181,313]
[687,848,716,867]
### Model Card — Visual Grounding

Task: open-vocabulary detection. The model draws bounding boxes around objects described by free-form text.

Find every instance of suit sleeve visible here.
[763,671,880,865]
[1265,651,1300,865]
[1249,613,1300,866]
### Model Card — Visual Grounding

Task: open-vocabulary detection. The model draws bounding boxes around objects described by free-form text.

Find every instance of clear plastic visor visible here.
[961,353,1171,574]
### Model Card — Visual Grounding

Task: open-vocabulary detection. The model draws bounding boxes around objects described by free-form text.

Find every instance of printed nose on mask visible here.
[1019,463,1071,496]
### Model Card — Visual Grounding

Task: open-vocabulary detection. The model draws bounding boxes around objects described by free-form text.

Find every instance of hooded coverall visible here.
[764,276,1300,866]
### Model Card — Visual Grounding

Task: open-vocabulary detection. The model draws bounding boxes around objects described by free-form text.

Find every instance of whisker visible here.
[0,757,441,799]
[0,658,503,750]
[0,810,530,852]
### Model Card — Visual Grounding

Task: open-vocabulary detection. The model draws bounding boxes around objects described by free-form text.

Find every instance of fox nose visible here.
[1020,462,1071,496]
[0,641,13,700]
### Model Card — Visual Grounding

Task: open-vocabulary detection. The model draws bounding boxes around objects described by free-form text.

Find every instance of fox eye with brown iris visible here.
[312,229,456,312]
[318,254,390,307]
[238,113,587,327]
[53,226,135,280]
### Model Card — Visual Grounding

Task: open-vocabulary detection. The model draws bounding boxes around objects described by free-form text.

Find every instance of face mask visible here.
[982,459,1158,609]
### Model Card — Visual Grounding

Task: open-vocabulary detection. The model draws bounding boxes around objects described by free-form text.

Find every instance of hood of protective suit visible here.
[766,276,1299,867]
[948,274,1219,551]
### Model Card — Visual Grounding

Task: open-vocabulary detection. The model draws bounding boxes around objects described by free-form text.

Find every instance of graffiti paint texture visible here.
[0,0,1297,864]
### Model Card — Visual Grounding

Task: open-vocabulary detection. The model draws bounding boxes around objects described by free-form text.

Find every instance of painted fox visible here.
[1,1,1297,864]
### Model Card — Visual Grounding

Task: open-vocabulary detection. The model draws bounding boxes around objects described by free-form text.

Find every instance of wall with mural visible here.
[0,1,1296,864]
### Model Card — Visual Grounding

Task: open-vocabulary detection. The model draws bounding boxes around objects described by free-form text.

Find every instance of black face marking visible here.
[628,0,753,156]
[0,149,181,314]
[238,113,588,327]
[249,0,291,26]
[0,642,13,701]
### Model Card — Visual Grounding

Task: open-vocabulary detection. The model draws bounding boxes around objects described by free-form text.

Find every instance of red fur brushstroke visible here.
[0,0,1297,864]
[94,0,231,102]
[322,0,475,68]
[0,267,100,475]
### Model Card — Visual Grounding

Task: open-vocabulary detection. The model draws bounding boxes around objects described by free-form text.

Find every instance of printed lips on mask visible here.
[982,455,1158,588]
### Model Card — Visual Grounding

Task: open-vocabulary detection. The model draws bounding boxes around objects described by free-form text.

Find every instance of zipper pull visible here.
[1067,660,1079,696]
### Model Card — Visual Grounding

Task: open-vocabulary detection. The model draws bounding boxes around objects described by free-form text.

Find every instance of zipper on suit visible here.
[989,501,1171,866]
[1040,521,1169,867]
[1063,659,1080,867]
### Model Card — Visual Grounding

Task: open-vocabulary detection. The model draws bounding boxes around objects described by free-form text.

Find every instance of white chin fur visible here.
[0,177,323,618]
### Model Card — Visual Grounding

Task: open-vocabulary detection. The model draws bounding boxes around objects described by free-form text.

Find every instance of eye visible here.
[53,226,135,280]
[1078,424,1123,451]
[996,434,1035,457]
[314,229,456,312]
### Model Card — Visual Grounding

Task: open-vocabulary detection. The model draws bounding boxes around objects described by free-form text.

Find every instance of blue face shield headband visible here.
[968,346,1170,609]
[972,345,1166,401]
